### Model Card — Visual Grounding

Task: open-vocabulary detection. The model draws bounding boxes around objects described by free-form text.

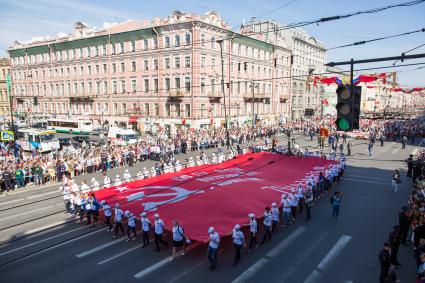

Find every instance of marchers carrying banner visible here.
[94,152,336,242]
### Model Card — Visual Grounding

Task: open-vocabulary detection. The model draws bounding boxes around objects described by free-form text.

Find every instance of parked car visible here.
[92,127,107,135]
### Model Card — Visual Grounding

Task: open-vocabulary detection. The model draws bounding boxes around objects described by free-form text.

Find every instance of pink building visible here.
[8,11,291,133]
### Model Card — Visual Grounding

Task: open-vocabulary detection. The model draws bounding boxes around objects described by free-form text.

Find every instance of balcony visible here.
[243,92,267,102]
[167,91,184,101]
[280,94,289,103]
[69,95,94,103]
[207,92,222,102]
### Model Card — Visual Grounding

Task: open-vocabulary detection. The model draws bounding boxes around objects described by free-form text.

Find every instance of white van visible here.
[108,127,138,145]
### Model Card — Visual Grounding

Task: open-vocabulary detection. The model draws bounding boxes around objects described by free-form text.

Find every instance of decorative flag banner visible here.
[94,152,336,242]
[310,73,392,87]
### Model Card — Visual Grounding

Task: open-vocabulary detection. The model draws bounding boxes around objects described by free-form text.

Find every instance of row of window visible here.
[27,99,276,118]
[12,35,279,66]
[14,77,289,97]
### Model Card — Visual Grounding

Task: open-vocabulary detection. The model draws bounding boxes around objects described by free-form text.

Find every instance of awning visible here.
[128,116,139,123]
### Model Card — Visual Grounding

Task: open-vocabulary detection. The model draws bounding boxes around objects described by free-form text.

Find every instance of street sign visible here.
[1,131,15,141]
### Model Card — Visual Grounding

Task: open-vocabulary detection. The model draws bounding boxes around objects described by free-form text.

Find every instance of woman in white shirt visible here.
[171,219,188,261]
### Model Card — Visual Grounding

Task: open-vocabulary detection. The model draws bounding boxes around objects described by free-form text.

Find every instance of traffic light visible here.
[335,85,361,131]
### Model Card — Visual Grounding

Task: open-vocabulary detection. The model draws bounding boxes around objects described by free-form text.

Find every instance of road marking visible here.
[0,198,25,206]
[304,270,322,283]
[391,148,399,154]
[0,205,58,222]
[343,178,389,186]
[266,226,306,258]
[231,258,269,283]
[133,243,201,279]
[303,235,352,283]
[20,220,68,236]
[1,228,105,266]
[317,235,351,271]
[134,256,173,279]
[76,237,127,258]
[98,244,143,265]
[169,257,209,283]
[0,225,88,256]
[294,232,328,265]
[232,226,306,283]
[27,191,59,199]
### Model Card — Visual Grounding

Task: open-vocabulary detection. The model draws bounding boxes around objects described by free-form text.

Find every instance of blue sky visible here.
[0,0,424,86]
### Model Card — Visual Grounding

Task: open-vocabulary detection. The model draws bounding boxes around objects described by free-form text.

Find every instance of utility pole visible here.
[250,81,258,129]
[5,74,14,134]
[217,40,230,149]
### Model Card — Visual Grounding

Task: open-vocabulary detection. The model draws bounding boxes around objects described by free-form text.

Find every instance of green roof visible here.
[232,34,274,52]
[9,27,157,58]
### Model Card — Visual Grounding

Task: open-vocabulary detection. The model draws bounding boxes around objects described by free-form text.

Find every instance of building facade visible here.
[8,11,291,133]
[0,58,11,124]
[240,18,327,120]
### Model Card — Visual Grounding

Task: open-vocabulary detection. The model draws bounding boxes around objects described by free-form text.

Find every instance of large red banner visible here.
[95,152,336,242]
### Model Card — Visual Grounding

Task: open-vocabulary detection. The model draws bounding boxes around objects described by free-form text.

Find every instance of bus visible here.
[16,128,60,153]
[47,119,93,134]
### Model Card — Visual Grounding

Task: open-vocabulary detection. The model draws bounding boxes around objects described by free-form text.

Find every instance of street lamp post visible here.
[250,81,258,129]
[217,40,230,149]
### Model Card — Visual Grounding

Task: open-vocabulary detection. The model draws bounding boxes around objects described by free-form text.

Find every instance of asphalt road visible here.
[0,133,419,283]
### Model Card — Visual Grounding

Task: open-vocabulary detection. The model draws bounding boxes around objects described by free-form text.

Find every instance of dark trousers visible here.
[248,232,257,250]
[272,220,278,233]
[400,226,409,244]
[298,198,304,213]
[85,209,93,225]
[291,206,297,220]
[127,226,136,239]
[207,246,218,270]
[142,230,150,246]
[306,205,311,219]
[154,233,168,251]
[261,226,272,244]
[114,221,125,237]
[390,244,400,264]
[379,267,389,283]
[3,179,12,191]
[105,216,113,230]
[233,243,242,266]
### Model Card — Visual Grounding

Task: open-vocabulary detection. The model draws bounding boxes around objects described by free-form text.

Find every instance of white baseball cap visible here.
[100,200,106,205]
[208,227,215,234]
[154,213,159,218]
[124,210,130,216]
[141,212,147,217]
[272,202,277,207]
[248,213,255,218]
[234,224,241,230]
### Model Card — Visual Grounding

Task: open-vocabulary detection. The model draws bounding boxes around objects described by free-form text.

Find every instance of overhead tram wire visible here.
[216,0,425,42]
[0,153,289,268]
[256,0,301,19]
[393,42,425,65]
[9,1,424,67]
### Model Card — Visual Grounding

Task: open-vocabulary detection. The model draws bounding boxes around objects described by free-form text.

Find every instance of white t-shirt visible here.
[103,204,112,217]
[172,225,184,241]
[114,208,124,222]
[209,232,220,249]
[141,217,151,232]
[154,219,165,234]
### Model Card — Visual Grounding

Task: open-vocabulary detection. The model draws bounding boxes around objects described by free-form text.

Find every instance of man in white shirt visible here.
[290,190,299,221]
[207,227,220,271]
[271,202,280,233]
[140,212,151,247]
[232,224,245,267]
[297,184,305,214]
[261,207,273,244]
[101,200,113,231]
[91,178,100,191]
[125,210,137,241]
[123,169,131,183]
[154,214,168,251]
[113,204,124,239]
[114,175,122,186]
[103,174,111,188]
[142,167,150,179]
[248,213,258,252]
[281,195,292,227]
